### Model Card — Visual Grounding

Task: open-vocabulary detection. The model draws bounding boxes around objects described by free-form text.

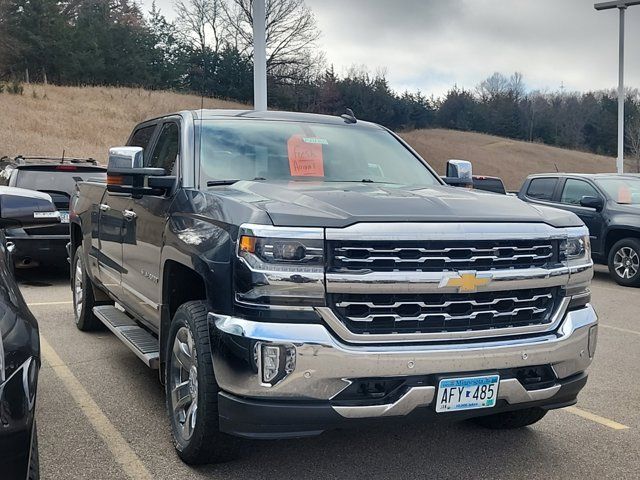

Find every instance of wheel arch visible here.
[604,227,640,258]
[160,260,208,375]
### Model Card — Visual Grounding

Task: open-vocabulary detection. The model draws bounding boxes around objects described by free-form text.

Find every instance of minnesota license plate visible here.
[60,211,70,223]
[436,374,499,413]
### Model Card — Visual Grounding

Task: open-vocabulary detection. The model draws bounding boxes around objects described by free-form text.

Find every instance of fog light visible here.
[588,325,598,359]
[260,343,296,385]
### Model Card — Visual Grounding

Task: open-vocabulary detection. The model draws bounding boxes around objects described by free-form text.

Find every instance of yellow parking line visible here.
[564,406,630,430]
[599,324,640,337]
[27,301,72,306]
[40,336,153,480]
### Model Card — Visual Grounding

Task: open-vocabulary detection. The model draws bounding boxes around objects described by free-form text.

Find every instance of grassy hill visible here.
[1,84,246,163]
[1,84,625,189]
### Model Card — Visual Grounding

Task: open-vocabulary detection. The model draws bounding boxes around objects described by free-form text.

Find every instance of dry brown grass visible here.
[0,85,628,188]
[400,128,627,190]
[0,84,247,163]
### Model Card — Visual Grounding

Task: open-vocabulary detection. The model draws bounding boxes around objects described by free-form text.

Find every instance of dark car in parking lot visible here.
[5,160,106,269]
[0,186,60,479]
[519,173,640,286]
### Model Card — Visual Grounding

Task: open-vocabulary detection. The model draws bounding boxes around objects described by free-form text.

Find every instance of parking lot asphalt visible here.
[17,265,640,480]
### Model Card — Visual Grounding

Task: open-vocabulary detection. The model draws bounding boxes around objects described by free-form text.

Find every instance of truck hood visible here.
[216,181,582,228]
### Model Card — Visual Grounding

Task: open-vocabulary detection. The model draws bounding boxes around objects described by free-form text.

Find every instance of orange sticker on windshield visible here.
[288,134,324,177]
[618,185,632,204]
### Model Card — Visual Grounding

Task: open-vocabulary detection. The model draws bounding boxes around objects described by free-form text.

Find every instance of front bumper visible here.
[210,304,597,438]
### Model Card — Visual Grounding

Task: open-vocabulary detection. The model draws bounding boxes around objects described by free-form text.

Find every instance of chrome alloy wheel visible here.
[169,326,198,442]
[613,246,640,279]
[73,255,84,320]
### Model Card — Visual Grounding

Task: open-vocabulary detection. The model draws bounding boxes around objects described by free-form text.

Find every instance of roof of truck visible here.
[526,173,638,180]
[135,109,384,130]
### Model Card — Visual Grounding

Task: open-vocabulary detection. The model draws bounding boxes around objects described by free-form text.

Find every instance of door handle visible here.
[99,203,110,212]
[122,209,137,220]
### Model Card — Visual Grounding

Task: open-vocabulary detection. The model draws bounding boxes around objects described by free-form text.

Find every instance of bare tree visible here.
[174,0,227,54]
[222,0,322,76]
[626,117,640,173]
[477,71,525,101]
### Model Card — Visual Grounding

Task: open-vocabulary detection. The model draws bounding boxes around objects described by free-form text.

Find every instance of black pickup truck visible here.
[519,173,640,286]
[70,110,597,464]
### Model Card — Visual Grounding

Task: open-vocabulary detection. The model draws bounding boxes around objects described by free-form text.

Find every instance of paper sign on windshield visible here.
[288,134,324,177]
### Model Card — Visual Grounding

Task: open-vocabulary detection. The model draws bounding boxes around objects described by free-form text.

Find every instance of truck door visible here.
[96,191,129,299]
[558,178,605,255]
[120,120,180,330]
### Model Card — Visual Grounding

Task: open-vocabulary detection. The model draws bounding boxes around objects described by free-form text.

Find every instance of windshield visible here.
[198,120,440,186]
[595,177,640,205]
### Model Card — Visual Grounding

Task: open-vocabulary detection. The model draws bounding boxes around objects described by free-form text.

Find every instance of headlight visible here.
[561,235,590,260]
[561,227,593,310]
[235,224,325,307]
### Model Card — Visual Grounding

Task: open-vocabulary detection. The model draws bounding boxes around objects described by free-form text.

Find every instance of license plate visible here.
[436,374,499,413]
[60,211,70,223]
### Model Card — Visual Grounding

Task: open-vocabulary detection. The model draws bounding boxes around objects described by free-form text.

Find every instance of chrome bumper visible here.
[210,304,597,417]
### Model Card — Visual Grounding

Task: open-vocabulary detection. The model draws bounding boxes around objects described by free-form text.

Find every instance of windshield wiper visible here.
[206,177,266,187]
[207,179,239,186]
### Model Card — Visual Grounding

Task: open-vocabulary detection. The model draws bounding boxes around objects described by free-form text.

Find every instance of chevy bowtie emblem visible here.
[440,272,492,293]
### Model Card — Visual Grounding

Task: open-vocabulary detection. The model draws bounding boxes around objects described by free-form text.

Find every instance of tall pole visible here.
[253,0,268,111]
[617,6,626,174]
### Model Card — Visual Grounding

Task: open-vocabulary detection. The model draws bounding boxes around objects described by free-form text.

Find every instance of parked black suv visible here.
[6,160,106,268]
[519,173,640,286]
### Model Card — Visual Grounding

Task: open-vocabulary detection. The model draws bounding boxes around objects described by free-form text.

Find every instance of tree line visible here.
[1,0,639,163]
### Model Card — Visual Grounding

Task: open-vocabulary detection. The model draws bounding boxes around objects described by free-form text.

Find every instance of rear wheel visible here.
[608,238,640,287]
[166,301,240,464]
[72,246,103,331]
[471,407,548,429]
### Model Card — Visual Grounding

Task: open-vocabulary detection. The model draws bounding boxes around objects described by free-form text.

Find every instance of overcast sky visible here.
[144,0,640,97]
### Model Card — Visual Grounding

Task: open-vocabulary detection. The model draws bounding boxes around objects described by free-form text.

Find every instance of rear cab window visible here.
[526,177,558,201]
[11,165,107,209]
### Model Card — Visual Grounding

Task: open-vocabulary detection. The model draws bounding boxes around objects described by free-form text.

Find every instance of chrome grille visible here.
[329,240,558,272]
[330,288,559,335]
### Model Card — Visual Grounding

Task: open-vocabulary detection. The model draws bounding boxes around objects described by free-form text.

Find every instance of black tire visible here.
[28,423,39,480]
[165,301,240,464]
[608,238,640,287]
[471,407,548,429]
[71,246,103,331]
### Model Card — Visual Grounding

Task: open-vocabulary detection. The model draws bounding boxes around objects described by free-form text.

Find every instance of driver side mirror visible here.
[0,187,59,228]
[443,159,473,187]
[580,195,604,211]
[107,147,174,197]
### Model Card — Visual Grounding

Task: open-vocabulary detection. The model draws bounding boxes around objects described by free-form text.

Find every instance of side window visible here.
[527,178,558,201]
[560,179,599,205]
[148,122,179,173]
[128,125,156,150]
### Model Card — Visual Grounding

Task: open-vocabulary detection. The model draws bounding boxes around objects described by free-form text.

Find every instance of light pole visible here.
[595,1,640,174]
[253,0,268,111]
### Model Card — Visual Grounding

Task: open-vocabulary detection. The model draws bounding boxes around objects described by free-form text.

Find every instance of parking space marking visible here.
[599,324,640,337]
[40,336,153,480]
[564,406,630,430]
[27,301,72,306]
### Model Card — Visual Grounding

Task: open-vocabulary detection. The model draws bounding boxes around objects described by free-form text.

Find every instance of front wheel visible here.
[608,238,640,287]
[165,301,240,464]
[471,407,547,429]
